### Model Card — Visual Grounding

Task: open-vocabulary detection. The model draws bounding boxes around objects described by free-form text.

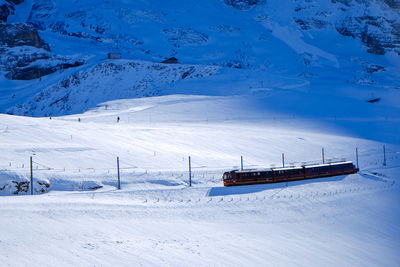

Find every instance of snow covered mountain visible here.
[1,2,400,265]
[0,0,399,116]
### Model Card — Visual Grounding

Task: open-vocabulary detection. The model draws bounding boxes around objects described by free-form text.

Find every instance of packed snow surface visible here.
[1,93,399,266]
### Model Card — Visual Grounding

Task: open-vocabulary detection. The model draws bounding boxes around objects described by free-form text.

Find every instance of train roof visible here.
[229,161,354,173]
[234,169,270,173]
[235,166,302,173]
[271,166,304,171]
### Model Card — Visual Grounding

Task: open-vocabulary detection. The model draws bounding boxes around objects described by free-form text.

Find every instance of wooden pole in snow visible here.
[117,157,121,190]
[282,153,285,168]
[383,145,386,166]
[356,147,359,170]
[30,156,33,195]
[241,156,243,171]
[322,148,325,164]
[188,156,192,187]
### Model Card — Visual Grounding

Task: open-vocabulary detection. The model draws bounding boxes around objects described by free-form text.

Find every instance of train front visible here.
[223,171,236,186]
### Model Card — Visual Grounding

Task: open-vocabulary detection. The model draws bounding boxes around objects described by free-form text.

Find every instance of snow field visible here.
[0,94,399,266]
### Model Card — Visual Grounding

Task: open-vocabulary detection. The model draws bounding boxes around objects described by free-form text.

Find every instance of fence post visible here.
[322,148,325,164]
[117,157,121,190]
[188,156,192,187]
[241,156,243,171]
[282,153,285,168]
[356,147,359,169]
[383,145,386,166]
[30,156,33,195]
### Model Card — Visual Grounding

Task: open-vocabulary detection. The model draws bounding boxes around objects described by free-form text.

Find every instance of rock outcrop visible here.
[224,0,265,10]
[6,0,25,4]
[0,3,11,22]
[0,23,50,50]
[7,60,219,116]
[0,171,50,195]
[6,61,84,80]
[336,16,400,55]
[0,0,24,22]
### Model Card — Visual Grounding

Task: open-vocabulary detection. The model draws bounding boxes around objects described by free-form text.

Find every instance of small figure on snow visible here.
[117,116,120,123]
[78,118,81,123]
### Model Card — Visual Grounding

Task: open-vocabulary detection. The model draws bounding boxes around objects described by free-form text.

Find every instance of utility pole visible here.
[241,156,243,171]
[383,145,386,166]
[322,148,325,164]
[117,157,121,190]
[356,147,359,170]
[188,156,192,187]
[30,156,33,195]
[282,153,285,168]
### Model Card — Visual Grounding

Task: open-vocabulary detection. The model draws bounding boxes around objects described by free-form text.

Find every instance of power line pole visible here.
[241,156,243,171]
[322,148,325,164]
[188,156,192,187]
[356,147,359,170]
[282,153,285,168]
[383,145,386,166]
[117,157,121,190]
[30,156,33,195]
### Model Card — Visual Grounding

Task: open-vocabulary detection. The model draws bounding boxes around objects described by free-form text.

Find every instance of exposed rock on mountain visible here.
[5,61,83,80]
[163,28,209,47]
[0,3,11,22]
[6,0,25,4]
[0,23,50,50]
[0,0,24,22]
[383,0,400,8]
[7,60,219,116]
[336,16,400,55]
[224,0,265,10]
[0,46,85,80]
[0,0,399,116]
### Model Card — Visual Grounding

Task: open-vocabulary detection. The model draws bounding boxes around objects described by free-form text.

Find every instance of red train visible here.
[223,161,358,187]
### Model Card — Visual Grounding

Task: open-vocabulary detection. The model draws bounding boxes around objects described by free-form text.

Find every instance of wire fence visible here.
[1,145,399,195]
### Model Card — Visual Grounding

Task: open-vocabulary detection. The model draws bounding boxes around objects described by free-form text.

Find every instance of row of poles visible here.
[27,145,388,194]
[280,147,361,169]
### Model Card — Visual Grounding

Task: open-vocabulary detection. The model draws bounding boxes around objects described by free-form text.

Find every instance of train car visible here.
[223,161,358,187]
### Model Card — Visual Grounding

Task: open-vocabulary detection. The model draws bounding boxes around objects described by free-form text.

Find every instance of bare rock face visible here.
[0,3,11,22]
[0,23,50,50]
[6,0,25,4]
[383,0,400,9]
[0,46,85,80]
[6,61,84,80]
[224,0,265,10]
[0,171,50,195]
[0,0,24,22]
[0,1,86,81]
[336,16,400,55]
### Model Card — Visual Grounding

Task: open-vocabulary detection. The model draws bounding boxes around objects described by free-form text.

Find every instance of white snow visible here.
[0,93,399,266]
[0,0,399,265]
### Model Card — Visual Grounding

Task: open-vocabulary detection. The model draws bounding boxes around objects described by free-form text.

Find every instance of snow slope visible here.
[0,93,399,266]
[0,0,399,265]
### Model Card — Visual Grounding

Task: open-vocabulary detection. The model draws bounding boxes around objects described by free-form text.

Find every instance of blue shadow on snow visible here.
[207,175,346,197]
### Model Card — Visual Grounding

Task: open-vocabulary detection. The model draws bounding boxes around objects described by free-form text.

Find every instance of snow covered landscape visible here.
[0,0,399,266]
